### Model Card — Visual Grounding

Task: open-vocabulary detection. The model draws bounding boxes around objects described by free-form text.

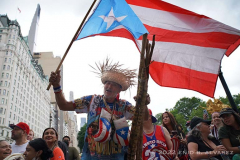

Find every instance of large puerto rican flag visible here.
[76,0,240,97]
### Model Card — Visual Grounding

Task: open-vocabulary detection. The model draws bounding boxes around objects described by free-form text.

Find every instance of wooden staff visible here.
[127,34,155,160]
[46,0,97,90]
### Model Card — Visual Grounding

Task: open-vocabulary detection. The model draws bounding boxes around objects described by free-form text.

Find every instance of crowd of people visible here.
[1,58,239,160]
[0,122,80,160]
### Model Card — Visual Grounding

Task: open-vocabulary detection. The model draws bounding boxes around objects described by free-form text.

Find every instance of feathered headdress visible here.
[90,58,137,91]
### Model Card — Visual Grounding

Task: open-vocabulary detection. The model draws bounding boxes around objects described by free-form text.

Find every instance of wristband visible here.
[54,90,62,94]
[53,86,62,93]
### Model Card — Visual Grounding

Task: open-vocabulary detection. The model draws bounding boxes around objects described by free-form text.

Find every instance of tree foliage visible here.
[154,94,239,133]
[77,123,87,152]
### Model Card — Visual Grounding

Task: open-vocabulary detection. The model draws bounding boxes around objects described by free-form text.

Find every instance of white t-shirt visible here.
[11,141,29,154]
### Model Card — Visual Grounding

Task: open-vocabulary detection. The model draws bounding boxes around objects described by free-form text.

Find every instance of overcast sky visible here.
[1,0,240,129]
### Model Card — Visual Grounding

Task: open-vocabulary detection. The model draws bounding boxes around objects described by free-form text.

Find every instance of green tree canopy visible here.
[77,123,87,152]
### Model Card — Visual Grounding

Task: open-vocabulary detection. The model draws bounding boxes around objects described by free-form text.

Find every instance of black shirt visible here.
[187,135,223,160]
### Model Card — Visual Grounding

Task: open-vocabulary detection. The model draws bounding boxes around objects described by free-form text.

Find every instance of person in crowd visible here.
[49,59,149,160]
[210,112,223,140]
[186,121,191,132]
[27,130,34,141]
[219,108,240,158]
[142,109,175,160]
[161,112,188,160]
[10,122,30,154]
[62,136,80,160]
[23,138,53,160]
[42,128,64,160]
[57,141,69,160]
[0,140,11,160]
[187,117,228,160]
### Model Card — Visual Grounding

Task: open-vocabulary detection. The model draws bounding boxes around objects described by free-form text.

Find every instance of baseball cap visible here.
[9,122,30,134]
[149,109,157,123]
[219,108,235,117]
[190,117,211,129]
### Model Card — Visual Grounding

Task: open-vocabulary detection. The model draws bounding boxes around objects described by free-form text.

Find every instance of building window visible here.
[4,81,7,87]
[3,65,6,70]
[1,98,5,104]
[3,90,6,95]
[4,58,7,62]
[0,81,2,86]
[0,108,3,114]
[9,112,11,118]
[7,65,10,70]
[9,58,11,63]
[6,51,8,55]
[1,73,4,78]
[6,73,9,78]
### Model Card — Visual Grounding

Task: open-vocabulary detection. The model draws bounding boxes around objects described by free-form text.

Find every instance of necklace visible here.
[144,125,156,139]
[103,96,116,120]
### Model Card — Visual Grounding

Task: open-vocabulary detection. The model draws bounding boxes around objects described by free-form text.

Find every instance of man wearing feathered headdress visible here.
[49,58,149,160]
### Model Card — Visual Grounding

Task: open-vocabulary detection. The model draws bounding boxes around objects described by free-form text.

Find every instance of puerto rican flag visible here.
[113,127,130,146]
[113,117,130,146]
[76,0,240,97]
[93,109,112,143]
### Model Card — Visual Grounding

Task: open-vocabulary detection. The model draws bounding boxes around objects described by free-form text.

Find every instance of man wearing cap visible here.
[49,59,149,160]
[10,122,29,154]
[142,109,174,160]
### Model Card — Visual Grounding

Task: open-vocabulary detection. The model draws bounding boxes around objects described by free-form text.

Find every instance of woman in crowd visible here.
[211,112,223,140]
[0,140,11,160]
[219,108,240,158]
[42,128,64,160]
[24,138,53,160]
[161,112,188,160]
[187,117,227,160]
[1,140,24,160]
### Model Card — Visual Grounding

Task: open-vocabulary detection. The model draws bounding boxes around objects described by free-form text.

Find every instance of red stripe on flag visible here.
[99,130,109,143]
[141,25,240,49]
[126,0,210,18]
[226,38,240,56]
[93,119,103,138]
[149,61,218,97]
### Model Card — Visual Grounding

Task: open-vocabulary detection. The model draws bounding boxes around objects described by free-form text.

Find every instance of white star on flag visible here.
[150,144,155,148]
[99,7,127,30]
[120,129,126,135]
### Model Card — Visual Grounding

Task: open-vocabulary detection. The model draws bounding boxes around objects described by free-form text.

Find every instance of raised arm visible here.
[49,70,75,111]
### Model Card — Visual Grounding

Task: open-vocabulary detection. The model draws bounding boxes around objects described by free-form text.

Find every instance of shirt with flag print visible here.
[142,125,170,160]
[73,94,135,160]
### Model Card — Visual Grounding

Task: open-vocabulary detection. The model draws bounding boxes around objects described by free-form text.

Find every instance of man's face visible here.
[63,138,70,146]
[27,131,34,141]
[11,127,24,140]
[104,81,121,100]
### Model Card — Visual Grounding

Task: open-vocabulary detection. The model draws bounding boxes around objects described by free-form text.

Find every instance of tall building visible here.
[69,91,74,101]
[80,117,86,128]
[0,14,51,140]
[32,51,64,139]
[28,4,40,55]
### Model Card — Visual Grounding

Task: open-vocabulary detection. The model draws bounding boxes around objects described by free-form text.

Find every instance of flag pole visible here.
[46,0,97,90]
[218,67,239,113]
